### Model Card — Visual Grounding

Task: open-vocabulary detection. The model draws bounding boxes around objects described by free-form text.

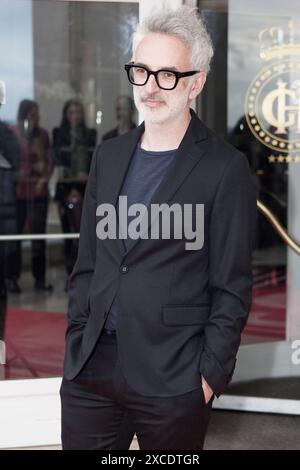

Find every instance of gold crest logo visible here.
[245,22,300,155]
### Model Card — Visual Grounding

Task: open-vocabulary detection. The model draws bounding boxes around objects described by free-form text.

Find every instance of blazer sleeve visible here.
[199,151,257,397]
[66,144,100,333]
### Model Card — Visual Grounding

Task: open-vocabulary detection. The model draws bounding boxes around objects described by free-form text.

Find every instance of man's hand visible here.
[201,376,214,404]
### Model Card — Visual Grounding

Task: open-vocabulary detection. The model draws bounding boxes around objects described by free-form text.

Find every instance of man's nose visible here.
[144,73,160,94]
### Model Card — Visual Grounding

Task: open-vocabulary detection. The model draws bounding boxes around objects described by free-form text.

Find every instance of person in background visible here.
[53,100,96,288]
[0,99,20,338]
[6,99,53,293]
[102,95,136,141]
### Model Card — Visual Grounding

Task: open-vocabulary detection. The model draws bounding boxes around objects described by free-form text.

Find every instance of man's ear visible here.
[189,72,207,100]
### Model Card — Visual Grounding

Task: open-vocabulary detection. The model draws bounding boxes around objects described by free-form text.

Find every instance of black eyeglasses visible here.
[124,62,200,90]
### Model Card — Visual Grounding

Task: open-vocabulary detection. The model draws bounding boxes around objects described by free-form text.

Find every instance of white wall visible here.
[0,0,34,123]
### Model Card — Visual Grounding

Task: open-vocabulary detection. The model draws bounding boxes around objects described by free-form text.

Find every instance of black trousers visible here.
[60,331,214,450]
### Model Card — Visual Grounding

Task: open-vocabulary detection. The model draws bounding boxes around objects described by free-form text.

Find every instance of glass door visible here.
[198,0,300,413]
[0,0,139,448]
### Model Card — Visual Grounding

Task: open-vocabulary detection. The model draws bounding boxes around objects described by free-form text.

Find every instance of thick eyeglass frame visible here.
[124,61,200,90]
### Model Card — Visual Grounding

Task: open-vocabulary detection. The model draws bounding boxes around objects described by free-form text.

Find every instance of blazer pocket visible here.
[162,303,211,326]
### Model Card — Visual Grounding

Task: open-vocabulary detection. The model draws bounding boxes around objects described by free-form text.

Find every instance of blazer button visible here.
[120,264,129,274]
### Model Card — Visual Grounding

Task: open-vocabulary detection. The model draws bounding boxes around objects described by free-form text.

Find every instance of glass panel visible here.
[0,0,138,380]
[0,240,68,379]
[198,0,300,400]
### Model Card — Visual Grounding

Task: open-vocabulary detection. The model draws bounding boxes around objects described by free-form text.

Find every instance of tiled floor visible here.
[205,410,300,450]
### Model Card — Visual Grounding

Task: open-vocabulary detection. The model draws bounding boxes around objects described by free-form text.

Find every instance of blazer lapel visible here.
[120,108,209,260]
[99,122,145,258]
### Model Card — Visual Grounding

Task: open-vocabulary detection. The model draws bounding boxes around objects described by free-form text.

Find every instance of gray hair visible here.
[132,6,214,74]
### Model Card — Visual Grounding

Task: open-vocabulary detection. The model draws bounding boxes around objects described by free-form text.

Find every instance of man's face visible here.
[132,32,206,125]
[27,106,39,129]
[67,104,83,128]
[116,97,133,124]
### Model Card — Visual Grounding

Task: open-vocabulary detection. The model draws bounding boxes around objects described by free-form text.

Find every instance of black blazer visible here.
[63,108,257,398]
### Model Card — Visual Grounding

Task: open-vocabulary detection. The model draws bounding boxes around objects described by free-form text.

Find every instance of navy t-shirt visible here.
[104,142,177,330]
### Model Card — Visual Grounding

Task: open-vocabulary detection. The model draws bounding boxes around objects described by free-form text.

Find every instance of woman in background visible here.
[0,106,20,336]
[53,100,96,288]
[6,99,53,293]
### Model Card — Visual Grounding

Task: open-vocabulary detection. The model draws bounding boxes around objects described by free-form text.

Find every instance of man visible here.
[0,94,20,340]
[102,95,136,141]
[60,6,257,450]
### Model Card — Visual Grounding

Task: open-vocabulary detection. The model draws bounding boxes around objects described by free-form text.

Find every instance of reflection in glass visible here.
[198,0,300,401]
[0,0,138,380]
[53,99,96,281]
